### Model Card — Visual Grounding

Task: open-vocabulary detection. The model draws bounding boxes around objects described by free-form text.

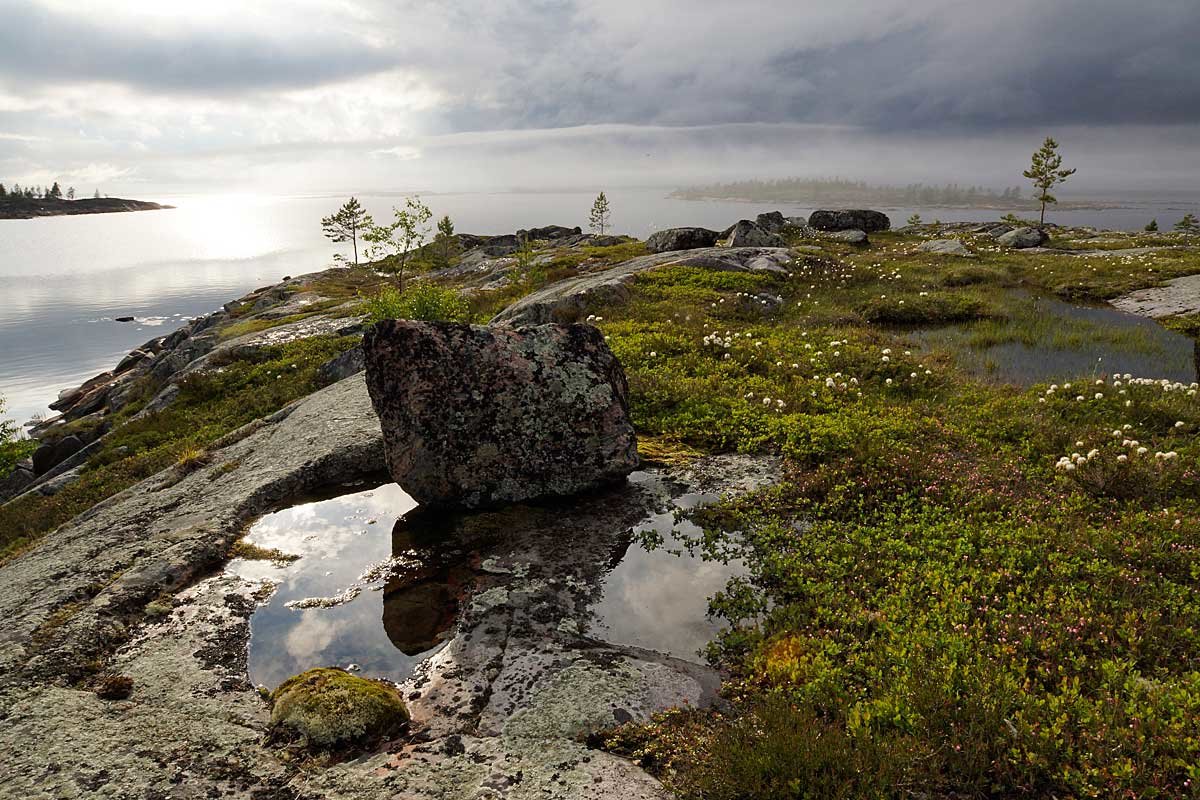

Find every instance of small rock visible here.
[824,229,869,245]
[917,239,975,257]
[114,316,135,323]
[317,345,366,384]
[269,668,408,750]
[32,434,85,475]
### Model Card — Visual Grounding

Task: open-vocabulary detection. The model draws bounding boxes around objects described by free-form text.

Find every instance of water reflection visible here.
[910,294,1198,386]
[586,489,746,661]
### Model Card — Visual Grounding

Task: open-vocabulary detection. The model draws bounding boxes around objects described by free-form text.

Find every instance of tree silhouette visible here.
[589,191,611,235]
[1023,137,1076,225]
[321,197,374,267]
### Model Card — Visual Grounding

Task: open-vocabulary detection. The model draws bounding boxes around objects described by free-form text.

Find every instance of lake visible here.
[0,189,1193,425]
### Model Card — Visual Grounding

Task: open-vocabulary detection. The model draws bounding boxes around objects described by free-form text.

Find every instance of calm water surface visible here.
[1,190,1192,423]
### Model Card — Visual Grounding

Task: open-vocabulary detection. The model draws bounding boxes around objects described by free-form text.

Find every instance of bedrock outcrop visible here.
[363,320,639,509]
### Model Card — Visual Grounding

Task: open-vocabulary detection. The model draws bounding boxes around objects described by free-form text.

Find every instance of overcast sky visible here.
[1,0,1197,196]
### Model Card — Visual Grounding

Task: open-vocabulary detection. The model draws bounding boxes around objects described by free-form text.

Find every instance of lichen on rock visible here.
[269,667,409,750]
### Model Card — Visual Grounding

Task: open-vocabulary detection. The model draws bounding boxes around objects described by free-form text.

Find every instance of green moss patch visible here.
[269,667,409,751]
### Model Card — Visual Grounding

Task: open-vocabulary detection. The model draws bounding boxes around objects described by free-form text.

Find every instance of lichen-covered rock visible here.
[808,209,891,232]
[363,321,638,509]
[825,229,869,245]
[996,226,1049,248]
[755,210,787,233]
[644,226,721,253]
[269,668,409,750]
[720,219,786,248]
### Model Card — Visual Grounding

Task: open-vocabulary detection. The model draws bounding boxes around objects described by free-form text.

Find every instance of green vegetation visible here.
[0,396,37,479]
[361,282,471,323]
[1177,213,1200,234]
[269,667,409,750]
[1023,136,1076,225]
[0,334,357,561]
[365,195,433,292]
[582,230,1200,797]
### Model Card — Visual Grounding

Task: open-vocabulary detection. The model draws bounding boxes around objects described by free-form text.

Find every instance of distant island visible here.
[0,195,172,220]
[671,177,1118,210]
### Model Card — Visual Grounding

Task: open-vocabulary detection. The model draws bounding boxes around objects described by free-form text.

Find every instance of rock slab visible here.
[917,238,975,257]
[363,321,638,509]
[997,227,1049,248]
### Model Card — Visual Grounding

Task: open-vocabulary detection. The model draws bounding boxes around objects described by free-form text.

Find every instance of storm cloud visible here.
[1,0,1197,193]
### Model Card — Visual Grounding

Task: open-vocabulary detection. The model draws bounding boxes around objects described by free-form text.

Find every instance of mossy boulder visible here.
[269,668,409,750]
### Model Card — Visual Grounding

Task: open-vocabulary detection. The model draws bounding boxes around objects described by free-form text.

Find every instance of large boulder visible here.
[720,220,786,248]
[809,209,891,233]
[31,434,85,475]
[363,321,638,509]
[996,227,1049,249]
[645,227,721,253]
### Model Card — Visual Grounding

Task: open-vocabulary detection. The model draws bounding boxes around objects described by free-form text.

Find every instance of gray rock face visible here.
[645,227,721,253]
[1111,274,1200,319]
[492,246,794,327]
[0,466,35,502]
[825,229,869,245]
[997,227,1049,248]
[317,344,365,383]
[755,211,787,233]
[917,238,975,257]
[363,321,639,509]
[721,219,787,248]
[809,209,891,232]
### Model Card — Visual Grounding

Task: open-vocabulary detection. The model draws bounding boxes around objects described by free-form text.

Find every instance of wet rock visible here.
[114,316,135,323]
[809,209,891,232]
[269,667,409,750]
[491,246,794,327]
[825,229,869,245]
[363,321,638,509]
[516,225,582,240]
[644,227,721,253]
[720,220,786,248]
[997,227,1049,248]
[917,239,975,257]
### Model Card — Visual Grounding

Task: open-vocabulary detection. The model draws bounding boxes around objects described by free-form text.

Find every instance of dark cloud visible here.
[0,0,397,94]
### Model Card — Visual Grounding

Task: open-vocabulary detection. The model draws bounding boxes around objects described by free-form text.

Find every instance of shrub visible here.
[362,283,472,323]
[0,396,36,479]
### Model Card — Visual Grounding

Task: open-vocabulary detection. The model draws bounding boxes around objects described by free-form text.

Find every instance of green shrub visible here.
[0,396,36,479]
[362,283,471,323]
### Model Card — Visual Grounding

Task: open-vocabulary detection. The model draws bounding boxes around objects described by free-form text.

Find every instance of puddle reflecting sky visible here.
[586,490,747,661]
[227,482,447,688]
[910,295,1197,386]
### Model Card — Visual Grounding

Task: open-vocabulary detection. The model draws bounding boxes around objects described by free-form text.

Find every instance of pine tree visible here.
[1175,213,1200,234]
[321,197,374,268]
[0,183,6,198]
[93,188,100,199]
[1023,137,1076,225]
[67,186,75,201]
[49,181,62,199]
[1145,219,1158,232]
[589,191,611,235]
[432,214,460,268]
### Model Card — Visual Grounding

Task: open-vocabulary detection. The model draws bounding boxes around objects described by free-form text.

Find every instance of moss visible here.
[269,667,409,750]
[228,540,299,564]
[637,436,705,466]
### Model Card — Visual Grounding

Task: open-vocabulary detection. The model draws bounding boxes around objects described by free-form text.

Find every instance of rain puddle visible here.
[909,293,1197,386]
[228,482,472,688]
[586,483,747,661]
[230,475,747,687]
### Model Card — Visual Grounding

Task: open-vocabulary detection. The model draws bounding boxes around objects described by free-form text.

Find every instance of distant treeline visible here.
[672,178,1031,207]
[0,181,99,202]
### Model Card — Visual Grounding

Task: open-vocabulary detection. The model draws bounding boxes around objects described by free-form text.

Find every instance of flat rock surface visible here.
[1111,273,1200,318]
[0,368,780,798]
[492,247,794,326]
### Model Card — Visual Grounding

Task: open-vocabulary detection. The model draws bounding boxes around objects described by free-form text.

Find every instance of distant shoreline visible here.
[668,191,1121,212]
[0,196,173,220]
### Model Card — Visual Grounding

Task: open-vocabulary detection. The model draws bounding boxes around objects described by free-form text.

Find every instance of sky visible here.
[1,0,1198,197]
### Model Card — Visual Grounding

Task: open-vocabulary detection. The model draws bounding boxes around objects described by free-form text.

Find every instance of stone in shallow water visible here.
[363,320,639,509]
